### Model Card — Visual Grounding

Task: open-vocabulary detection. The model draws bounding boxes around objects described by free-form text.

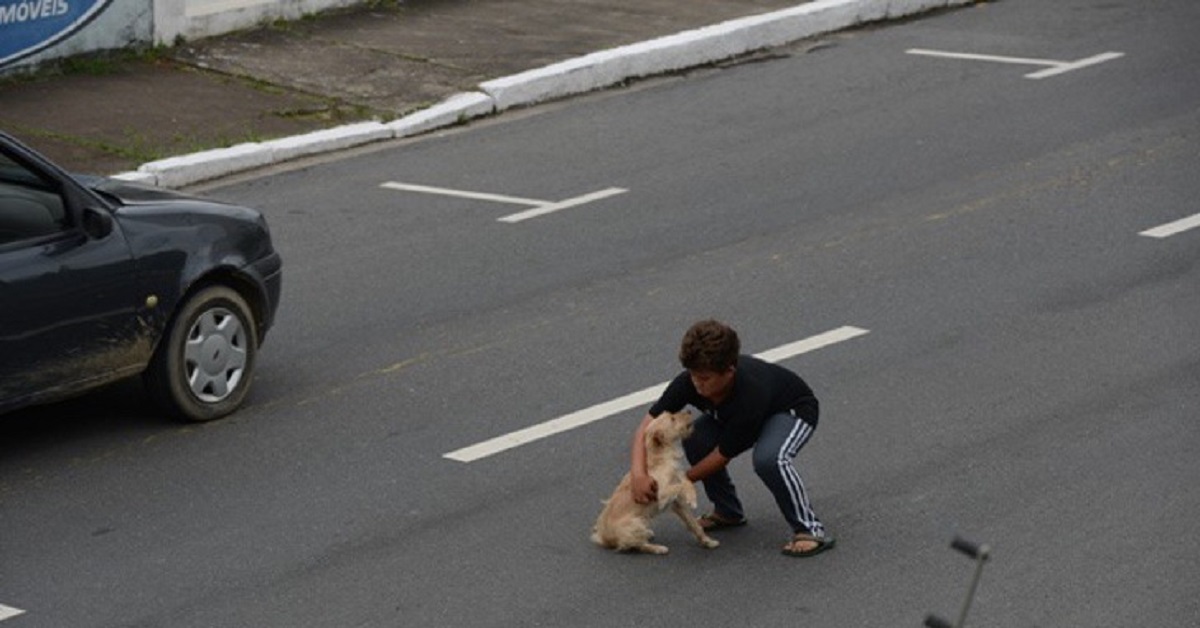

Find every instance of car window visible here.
[0,152,68,245]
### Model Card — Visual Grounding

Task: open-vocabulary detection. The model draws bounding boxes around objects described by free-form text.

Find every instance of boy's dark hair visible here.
[679,320,740,372]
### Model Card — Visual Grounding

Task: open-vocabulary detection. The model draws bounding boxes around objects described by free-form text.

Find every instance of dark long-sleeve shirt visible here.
[647,355,818,458]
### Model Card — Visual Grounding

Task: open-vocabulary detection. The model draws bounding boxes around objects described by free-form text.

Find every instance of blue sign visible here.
[1,0,115,67]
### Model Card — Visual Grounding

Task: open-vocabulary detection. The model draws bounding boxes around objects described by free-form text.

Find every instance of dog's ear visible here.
[646,423,667,450]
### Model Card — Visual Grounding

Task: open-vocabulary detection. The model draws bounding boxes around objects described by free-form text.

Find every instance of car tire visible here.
[146,285,259,422]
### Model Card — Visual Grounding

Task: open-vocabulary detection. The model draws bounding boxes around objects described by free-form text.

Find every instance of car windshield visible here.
[0,152,57,191]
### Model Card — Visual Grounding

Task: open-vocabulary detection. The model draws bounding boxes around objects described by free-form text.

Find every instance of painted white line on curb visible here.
[119,0,978,188]
[380,182,628,223]
[906,49,1124,79]
[1140,212,1200,239]
[443,326,870,463]
[0,604,25,621]
[481,0,977,111]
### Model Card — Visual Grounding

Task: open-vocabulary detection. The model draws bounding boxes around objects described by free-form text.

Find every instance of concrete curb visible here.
[117,0,972,188]
[264,121,394,164]
[136,142,274,189]
[386,92,497,138]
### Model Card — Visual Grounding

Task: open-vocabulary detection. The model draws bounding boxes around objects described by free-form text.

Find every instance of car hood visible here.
[76,175,265,228]
[76,174,209,205]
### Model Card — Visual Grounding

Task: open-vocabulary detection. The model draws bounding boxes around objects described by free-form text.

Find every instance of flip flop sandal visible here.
[698,512,747,530]
[781,533,836,558]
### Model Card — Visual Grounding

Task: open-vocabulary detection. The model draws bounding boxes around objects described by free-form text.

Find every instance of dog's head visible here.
[645,410,694,451]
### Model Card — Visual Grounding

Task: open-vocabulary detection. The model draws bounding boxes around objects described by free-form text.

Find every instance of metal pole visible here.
[925,536,991,628]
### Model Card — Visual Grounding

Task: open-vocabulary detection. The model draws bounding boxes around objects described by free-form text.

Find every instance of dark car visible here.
[0,131,281,421]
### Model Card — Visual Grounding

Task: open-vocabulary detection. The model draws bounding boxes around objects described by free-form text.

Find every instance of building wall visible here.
[0,0,356,73]
[153,0,358,45]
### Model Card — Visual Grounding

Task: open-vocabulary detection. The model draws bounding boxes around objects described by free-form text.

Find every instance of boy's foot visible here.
[781,533,835,558]
[698,512,747,531]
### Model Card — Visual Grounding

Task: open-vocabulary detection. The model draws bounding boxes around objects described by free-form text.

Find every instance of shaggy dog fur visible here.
[591,411,719,555]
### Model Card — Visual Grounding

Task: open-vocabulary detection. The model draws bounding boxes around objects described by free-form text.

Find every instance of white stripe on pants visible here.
[752,412,825,537]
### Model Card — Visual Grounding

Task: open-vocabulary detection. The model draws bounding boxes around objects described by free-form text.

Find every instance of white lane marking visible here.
[497,187,628,223]
[443,326,870,463]
[0,605,25,621]
[380,182,545,207]
[908,48,1064,67]
[444,385,667,464]
[755,326,871,362]
[380,181,628,223]
[1140,212,1200,239]
[906,49,1124,79]
[1025,52,1125,79]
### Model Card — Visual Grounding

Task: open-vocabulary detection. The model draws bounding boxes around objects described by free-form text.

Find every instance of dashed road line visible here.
[443,326,870,463]
[0,605,25,622]
[1140,212,1200,239]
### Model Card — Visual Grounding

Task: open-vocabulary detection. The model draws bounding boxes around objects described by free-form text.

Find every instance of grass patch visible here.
[1,46,173,84]
[2,125,166,163]
[270,102,377,122]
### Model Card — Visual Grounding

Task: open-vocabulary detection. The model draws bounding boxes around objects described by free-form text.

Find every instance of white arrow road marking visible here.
[380,181,628,223]
[906,49,1124,79]
[1140,212,1200,239]
[443,326,870,463]
[0,605,25,621]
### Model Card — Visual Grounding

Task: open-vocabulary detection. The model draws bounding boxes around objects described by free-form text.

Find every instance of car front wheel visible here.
[146,285,259,422]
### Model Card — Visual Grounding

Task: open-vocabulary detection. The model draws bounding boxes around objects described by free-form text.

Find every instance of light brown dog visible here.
[591,410,719,554]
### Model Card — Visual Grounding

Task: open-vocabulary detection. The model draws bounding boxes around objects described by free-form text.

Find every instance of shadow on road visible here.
[0,378,169,459]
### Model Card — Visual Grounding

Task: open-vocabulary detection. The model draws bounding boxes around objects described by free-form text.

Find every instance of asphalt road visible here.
[3,1,1199,626]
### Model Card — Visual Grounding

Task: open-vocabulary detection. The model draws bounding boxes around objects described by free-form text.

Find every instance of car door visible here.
[0,144,147,411]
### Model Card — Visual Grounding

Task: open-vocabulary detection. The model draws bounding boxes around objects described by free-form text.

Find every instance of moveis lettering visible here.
[0,0,71,24]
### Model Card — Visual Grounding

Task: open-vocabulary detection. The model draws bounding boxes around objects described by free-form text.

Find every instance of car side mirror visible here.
[82,206,114,239]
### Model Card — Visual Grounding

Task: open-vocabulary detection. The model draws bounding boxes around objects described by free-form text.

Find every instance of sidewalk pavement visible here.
[0,0,974,188]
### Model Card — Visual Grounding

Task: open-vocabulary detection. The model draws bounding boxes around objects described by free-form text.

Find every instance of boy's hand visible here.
[631,473,658,504]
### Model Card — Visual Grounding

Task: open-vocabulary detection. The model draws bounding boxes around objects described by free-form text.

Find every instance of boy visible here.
[629,320,834,557]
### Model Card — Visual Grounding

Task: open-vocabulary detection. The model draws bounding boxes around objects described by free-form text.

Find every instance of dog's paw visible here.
[700,536,720,549]
[640,543,670,555]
